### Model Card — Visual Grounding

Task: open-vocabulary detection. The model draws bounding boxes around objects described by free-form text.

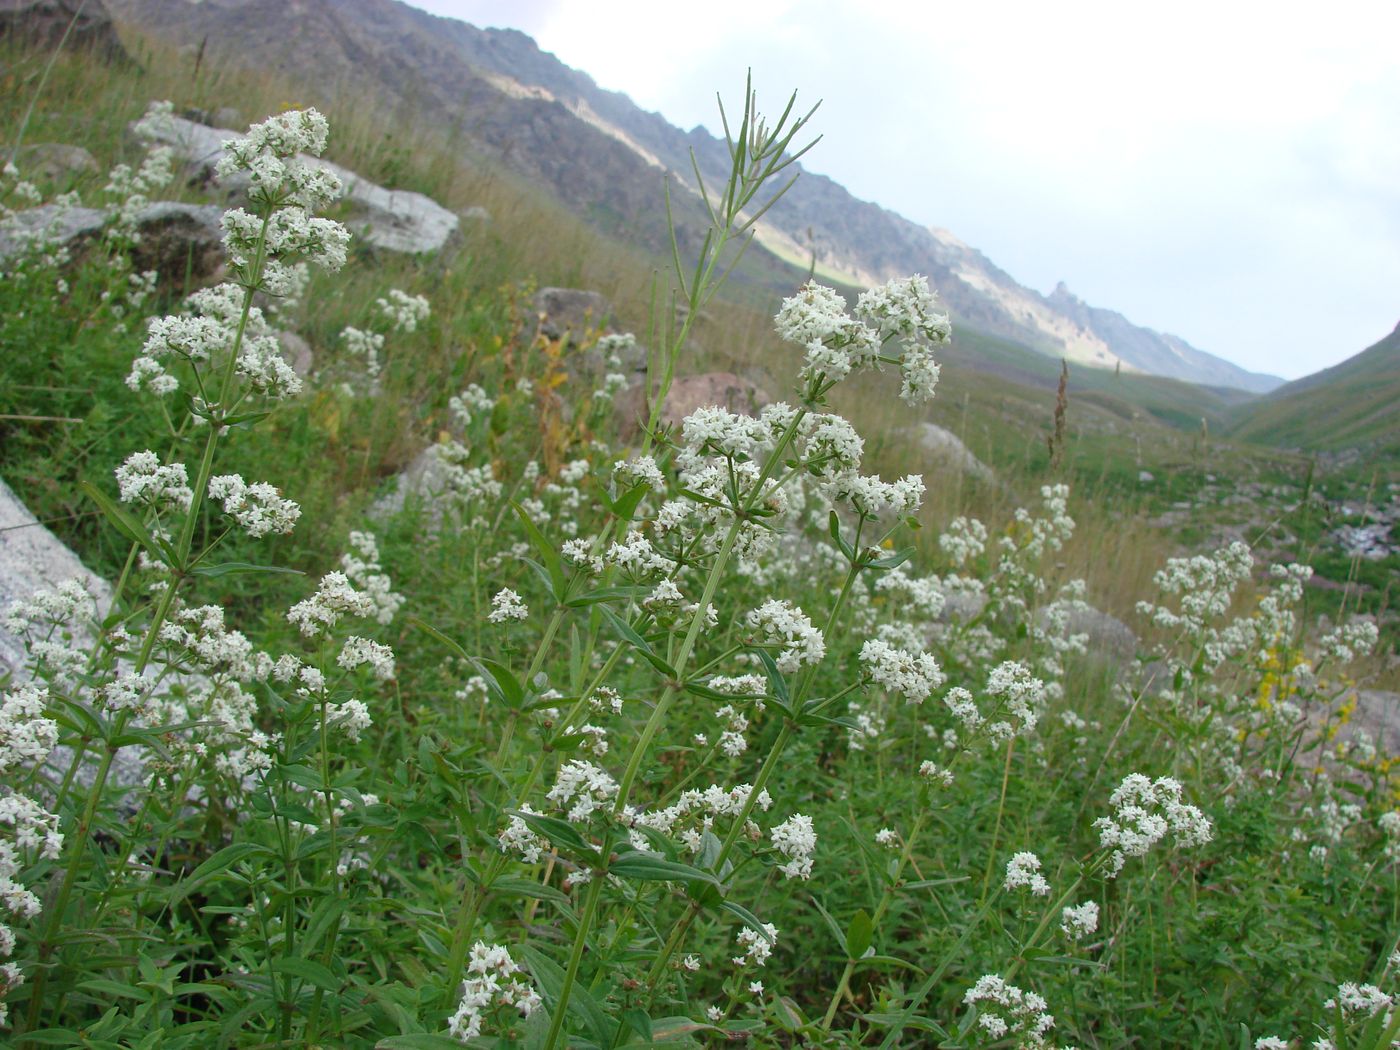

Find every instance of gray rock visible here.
[138,115,461,254]
[276,330,314,379]
[125,201,225,285]
[0,0,129,64]
[912,423,996,483]
[0,476,147,791]
[0,475,110,676]
[532,287,612,342]
[614,371,769,442]
[1334,689,1400,756]
[1036,605,1137,660]
[0,200,225,286]
[19,142,99,184]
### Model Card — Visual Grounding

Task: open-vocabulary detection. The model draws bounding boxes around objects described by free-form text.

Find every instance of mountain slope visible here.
[105,0,1281,393]
[1229,322,1400,454]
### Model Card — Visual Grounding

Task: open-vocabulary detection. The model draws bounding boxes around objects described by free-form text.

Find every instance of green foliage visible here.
[0,36,1397,1050]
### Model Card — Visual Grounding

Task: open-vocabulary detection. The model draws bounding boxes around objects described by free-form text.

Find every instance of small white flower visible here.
[488,589,528,624]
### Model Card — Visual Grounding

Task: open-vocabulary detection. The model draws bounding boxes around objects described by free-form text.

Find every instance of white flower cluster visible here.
[342,326,385,378]
[775,275,949,405]
[545,760,618,824]
[631,784,773,854]
[1318,619,1379,664]
[1137,540,1254,635]
[131,283,303,399]
[1060,900,1099,941]
[1322,981,1392,1021]
[983,661,1046,740]
[338,637,396,680]
[487,589,528,624]
[613,454,666,492]
[340,532,404,625]
[962,974,1060,1049]
[449,383,494,430]
[376,288,430,333]
[426,441,504,510]
[768,813,817,879]
[207,474,300,537]
[939,515,988,567]
[745,599,825,674]
[733,922,779,968]
[447,941,541,1043]
[0,682,63,1026]
[826,472,925,520]
[287,571,374,637]
[498,803,547,864]
[860,639,944,704]
[1003,851,1051,896]
[327,699,373,741]
[1094,774,1213,877]
[115,450,193,512]
[714,703,750,757]
[216,109,348,289]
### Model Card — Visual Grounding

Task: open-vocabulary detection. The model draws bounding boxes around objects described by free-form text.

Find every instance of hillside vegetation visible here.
[0,18,1398,1050]
[1230,322,1400,456]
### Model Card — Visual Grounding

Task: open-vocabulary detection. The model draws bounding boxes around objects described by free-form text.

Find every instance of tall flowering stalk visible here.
[19,108,349,1035]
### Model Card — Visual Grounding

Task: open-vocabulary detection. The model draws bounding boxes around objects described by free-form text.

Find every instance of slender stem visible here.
[820,807,930,1030]
[980,736,1018,903]
[543,867,607,1050]
[612,519,742,813]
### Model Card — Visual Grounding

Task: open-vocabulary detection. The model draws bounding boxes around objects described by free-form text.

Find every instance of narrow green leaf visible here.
[610,852,721,887]
[408,617,471,663]
[79,481,163,562]
[271,957,341,993]
[522,946,617,1048]
[167,843,272,907]
[375,1035,463,1049]
[190,561,304,579]
[845,908,874,959]
[512,501,566,598]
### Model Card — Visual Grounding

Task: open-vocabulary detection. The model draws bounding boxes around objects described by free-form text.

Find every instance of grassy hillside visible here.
[1229,322,1400,456]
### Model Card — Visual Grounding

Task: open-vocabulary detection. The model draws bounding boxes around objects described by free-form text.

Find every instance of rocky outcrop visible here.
[614,372,769,442]
[0,200,225,285]
[532,287,611,342]
[912,423,996,483]
[142,114,461,254]
[0,0,129,64]
[18,142,98,183]
[0,476,109,675]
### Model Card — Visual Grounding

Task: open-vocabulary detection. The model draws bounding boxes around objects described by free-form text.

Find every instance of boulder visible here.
[0,475,110,676]
[276,331,314,379]
[0,0,129,64]
[1333,689,1400,756]
[532,287,612,343]
[19,142,98,184]
[0,476,190,793]
[614,372,769,442]
[0,200,225,286]
[1036,605,1138,661]
[126,201,225,285]
[138,115,461,254]
[912,422,996,483]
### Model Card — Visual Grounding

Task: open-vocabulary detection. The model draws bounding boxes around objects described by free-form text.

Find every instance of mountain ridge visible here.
[104,0,1284,393]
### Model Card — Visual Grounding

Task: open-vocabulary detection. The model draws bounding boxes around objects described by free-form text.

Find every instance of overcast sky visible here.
[406,0,1400,380]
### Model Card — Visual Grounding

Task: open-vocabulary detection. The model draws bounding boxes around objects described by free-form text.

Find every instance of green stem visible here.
[980,736,1017,904]
[820,808,930,1030]
[543,866,607,1050]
